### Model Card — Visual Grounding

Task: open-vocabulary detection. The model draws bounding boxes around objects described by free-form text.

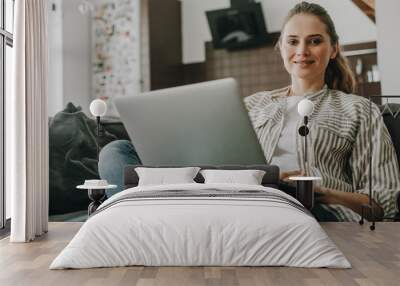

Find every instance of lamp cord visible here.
[304,116,308,176]
[96,116,100,162]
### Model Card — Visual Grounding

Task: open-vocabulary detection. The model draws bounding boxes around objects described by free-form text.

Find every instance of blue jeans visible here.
[98,140,142,197]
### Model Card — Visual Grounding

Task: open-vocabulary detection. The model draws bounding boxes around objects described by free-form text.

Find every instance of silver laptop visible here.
[113,78,266,165]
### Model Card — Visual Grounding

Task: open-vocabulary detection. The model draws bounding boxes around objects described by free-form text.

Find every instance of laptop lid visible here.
[113,78,266,165]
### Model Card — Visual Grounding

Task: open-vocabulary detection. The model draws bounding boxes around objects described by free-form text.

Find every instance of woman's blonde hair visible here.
[278,1,356,94]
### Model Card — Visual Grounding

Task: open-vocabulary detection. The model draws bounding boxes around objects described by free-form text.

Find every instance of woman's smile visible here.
[293,59,316,67]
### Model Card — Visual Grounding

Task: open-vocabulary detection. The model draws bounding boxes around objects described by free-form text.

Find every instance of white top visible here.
[270,95,304,172]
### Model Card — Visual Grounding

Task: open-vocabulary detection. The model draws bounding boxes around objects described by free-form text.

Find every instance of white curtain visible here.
[7,0,49,242]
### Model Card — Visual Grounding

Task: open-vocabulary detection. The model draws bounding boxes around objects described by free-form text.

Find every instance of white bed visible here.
[50,183,351,269]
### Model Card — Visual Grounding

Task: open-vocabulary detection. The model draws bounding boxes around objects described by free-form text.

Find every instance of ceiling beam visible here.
[352,0,375,23]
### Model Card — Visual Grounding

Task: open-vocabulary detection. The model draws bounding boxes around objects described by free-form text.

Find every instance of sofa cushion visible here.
[49,103,127,215]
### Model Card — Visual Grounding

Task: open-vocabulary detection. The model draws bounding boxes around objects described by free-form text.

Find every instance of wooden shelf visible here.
[357,81,382,104]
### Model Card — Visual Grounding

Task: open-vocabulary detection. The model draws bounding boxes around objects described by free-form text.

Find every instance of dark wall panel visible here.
[148,0,183,90]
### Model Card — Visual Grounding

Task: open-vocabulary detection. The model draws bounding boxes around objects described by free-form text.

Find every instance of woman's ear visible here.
[330,42,339,59]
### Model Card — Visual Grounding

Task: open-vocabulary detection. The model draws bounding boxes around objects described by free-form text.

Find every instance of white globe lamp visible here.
[288,98,322,211]
[90,99,108,160]
[297,99,314,117]
[90,99,107,117]
[297,99,314,176]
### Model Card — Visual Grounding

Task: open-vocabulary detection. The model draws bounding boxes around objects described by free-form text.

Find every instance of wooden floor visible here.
[0,222,399,286]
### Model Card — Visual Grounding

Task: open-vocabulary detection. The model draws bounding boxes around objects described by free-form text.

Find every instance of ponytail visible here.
[325,50,357,94]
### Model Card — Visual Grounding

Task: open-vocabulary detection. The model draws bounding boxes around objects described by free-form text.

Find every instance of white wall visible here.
[181,0,230,63]
[376,0,400,101]
[62,0,92,114]
[48,0,64,116]
[47,0,92,115]
[181,0,377,63]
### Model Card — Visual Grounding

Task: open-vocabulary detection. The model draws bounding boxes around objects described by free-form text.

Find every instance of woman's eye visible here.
[287,39,298,45]
[309,38,322,45]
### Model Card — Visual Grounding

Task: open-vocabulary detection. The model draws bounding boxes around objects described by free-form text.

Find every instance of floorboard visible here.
[0,222,399,286]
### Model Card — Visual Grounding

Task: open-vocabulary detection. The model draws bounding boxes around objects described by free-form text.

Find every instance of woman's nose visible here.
[296,42,309,56]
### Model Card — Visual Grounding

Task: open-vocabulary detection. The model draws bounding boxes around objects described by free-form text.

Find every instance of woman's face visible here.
[280,13,338,83]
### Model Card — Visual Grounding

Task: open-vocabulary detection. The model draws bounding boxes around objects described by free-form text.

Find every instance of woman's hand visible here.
[280,170,305,187]
[313,186,384,219]
[314,186,337,205]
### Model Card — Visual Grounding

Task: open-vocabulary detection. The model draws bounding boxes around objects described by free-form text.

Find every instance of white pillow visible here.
[200,169,266,185]
[135,167,201,186]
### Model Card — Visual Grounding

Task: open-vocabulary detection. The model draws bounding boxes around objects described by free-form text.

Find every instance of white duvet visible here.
[50,183,351,269]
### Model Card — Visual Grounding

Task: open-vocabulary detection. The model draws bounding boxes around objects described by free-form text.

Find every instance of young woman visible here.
[99,2,400,221]
[244,1,399,221]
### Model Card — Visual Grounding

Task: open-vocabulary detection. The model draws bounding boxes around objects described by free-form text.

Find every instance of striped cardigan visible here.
[244,85,400,221]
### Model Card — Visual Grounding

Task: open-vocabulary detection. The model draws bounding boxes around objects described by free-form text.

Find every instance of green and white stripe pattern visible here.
[244,85,400,221]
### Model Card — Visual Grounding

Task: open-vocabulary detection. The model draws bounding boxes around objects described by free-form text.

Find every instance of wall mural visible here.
[92,0,140,116]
